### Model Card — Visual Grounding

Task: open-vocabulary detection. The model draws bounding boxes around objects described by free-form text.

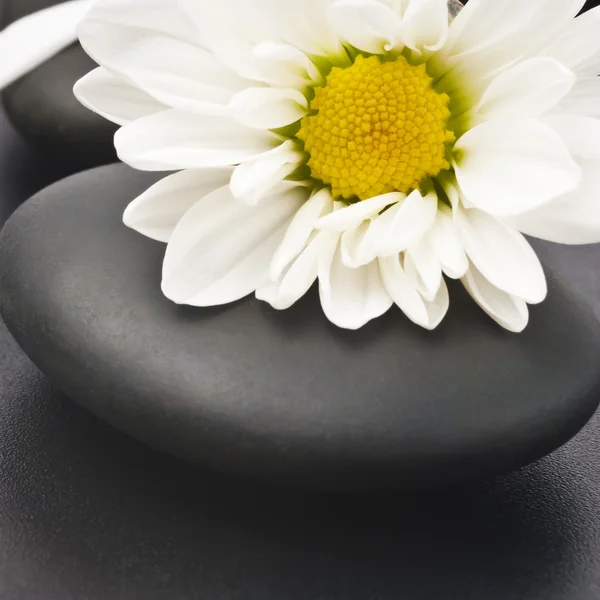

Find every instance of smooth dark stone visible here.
[1,0,117,170]
[1,164,600,490]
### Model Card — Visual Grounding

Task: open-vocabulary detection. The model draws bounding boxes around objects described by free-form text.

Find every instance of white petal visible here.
[401,0,449,53]
[115,110,282,171]
[542,6,600,74]
[454,118,581,216]
[316,192,403,232]
[476,57,575,119]
[253,42,325,88]
[178,0,258,79]
[319,244,393,330]
[261,0,345,58]
[429,208,468,279]
[79,0,249,113]
[462,263,529,333]
[544,114,600,161]
[555,78,600,118]
[441,0,543,60]
[455,206,547,304]
[270,188,334,279]
[257,233,326,310]
[162,185,307,305]
[328,0,402,54]
[123,167,233,242]
[505,157,600,245]
[0,0,95,91]
[370,189,438,256]
[74,67,166,125]
[340,221,379,268]
[229,87,308,129]
[379,255,449,330]
[230,141,305,206]
[404,237,443,301]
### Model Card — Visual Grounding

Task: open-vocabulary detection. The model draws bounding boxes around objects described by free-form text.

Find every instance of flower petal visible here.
[476,57,575,120]
[544,114,600,161]
[379,255,448,329]
[115,109,282,171]
[462,263,529,333]
[328,0,402,54]
[319,242,393,330]
[74,67,167,125]
[555,78,600,119]
[401,0,449,53]
[230,141,306,206]
[316,192,403,232]
[123,167,233,242]
[455,206,547,304]
[340,220,379,268]
[79,0,249,113]
[257,233,327,310]
[429,208,468,279]
[505,157,600,245]
[541,6,600,74]
[229,87,308,129]
[162,185,308,305]
[370,189,438,256]
[404,237,443,301]
[454,118,581,216]
[270,188,334,280]
[253,41,325,88]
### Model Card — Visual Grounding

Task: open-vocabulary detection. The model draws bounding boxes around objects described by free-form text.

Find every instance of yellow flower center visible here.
[297,55,455,202]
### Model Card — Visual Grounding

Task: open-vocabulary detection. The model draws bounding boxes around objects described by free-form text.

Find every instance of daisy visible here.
[74,0,600,331]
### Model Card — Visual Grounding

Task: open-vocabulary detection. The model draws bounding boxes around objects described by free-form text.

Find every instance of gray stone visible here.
[1,164,600,490]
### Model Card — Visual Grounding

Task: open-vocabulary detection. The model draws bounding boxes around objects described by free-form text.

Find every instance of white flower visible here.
[74,0,600,332]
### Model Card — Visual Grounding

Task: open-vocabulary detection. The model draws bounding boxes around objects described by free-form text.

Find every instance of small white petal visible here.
[404,237,443,301]
[340,221,379,268]
[74,67,167,126]
[115,110,282,171]
[476,57,576,120]
[370,189,438,256]
[454,118,581,216]
[123,167,233,242]
[316,192,402,232]
[319,242,393,330]
[401,0,449,53]
[229,87,308,129]
[462,263,529,333]
[257,233,327,310]
[455,206,547,304]
[270,188,334,280]
[162,185,307,306]
[253,41,325,88]
[555,78,600,119]
[429,208,468,279]
[379,255,449,329]
[230,141,305,206]
[328,0,402,54]
[506,157,600,245]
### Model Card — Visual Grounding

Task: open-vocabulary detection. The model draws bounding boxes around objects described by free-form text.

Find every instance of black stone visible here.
[1,163,600,490]
[1,0,117,170]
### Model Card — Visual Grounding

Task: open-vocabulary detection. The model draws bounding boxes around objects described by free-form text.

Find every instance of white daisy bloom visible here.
[74,0,600,331]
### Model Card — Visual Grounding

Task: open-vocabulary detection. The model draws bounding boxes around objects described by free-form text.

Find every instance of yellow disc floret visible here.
[297,55,455,202]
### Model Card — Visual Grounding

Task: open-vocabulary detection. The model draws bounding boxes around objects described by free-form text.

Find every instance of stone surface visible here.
[1,0,117,170]
[1,164,600,489]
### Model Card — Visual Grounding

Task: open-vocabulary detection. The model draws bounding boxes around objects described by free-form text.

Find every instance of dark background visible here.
[2,2,600,599]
